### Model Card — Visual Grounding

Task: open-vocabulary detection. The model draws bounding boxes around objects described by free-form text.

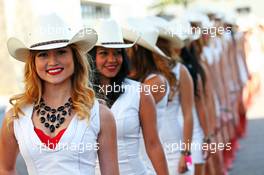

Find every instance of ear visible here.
[134,44,138,51]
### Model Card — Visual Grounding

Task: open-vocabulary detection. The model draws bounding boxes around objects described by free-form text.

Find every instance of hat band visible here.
[30,39,69,48]
[101,42,125,45]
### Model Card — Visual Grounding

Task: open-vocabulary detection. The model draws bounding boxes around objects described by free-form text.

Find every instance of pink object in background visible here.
[185,156,192,165]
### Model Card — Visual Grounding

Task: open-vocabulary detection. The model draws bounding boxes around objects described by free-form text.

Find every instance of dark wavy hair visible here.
[128,44,177,101]
[180,46,206,98]
[128,45,158,81]
[88,47,130,107]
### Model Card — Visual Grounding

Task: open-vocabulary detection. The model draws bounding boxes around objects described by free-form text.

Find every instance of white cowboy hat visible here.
[121,18,170,59]
[144,16,184,49]
[7,13,98,62]
[91,18,136,48]
[170,18,200,41]
[183,11,214,29]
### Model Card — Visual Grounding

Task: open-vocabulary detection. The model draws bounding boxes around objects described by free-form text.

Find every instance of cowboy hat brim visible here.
[7,38,30,62]
[96,43,134,48]
[160,34,184,49]
[96,34,140,49]
[7,28,98,62]
[122,28,170,59]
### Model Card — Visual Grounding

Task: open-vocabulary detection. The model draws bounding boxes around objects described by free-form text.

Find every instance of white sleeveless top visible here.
[14,100,100,175]
[175,89,204,141]
[140,73,170,174]
[111,78,148,175]
[164,64,204,153]
[211,37,223,63]
[162,63,182,158]
[161,64,198,173]
[202,46,214,66]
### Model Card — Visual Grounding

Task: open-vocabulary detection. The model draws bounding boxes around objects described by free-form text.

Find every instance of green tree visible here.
[150,0,189,10]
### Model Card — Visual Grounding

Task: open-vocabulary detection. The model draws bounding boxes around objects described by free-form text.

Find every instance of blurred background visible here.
[0,0,264,174]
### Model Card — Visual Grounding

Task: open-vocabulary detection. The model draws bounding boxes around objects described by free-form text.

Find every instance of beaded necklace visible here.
[34,97,73,133]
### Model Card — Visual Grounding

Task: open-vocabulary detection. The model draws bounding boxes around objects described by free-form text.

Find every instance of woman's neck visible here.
[97,76,110,95]
[100,76,111,86]
[42,81,72,107]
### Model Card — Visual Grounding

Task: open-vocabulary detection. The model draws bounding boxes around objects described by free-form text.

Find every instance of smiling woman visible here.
[88,18,169,175]
[34,47,75,85]
[95,47,123,79]
[0,13,119,175]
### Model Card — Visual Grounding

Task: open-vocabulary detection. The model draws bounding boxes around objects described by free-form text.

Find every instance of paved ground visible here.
[229,67,264,175]
[229,117,264,175]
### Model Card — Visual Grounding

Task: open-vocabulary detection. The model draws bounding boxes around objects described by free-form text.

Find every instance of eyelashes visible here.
[97,49,122,57]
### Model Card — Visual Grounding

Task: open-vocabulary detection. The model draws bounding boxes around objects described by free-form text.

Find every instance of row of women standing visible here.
[0,11,249,175]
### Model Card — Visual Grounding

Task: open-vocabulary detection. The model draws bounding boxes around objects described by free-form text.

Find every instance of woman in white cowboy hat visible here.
[88,18,169,175]
[0,13,119,175]
[179,18,213,175]
[148,17,194,175]
[121,17,176,174]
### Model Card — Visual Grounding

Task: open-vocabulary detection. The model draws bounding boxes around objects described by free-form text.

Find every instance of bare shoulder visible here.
[144,74,166,86]
[179,64,193,82]
[1,108,15,131]
[98,104,116,130]
[0,108,16,142]
[139,84,156,114]
[140,84,155,100]
[179,64,190,76]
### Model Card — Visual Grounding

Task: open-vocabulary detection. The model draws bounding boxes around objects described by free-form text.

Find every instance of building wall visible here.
[0,0,21,96]
[0,0,84,96]
[81,0,111,26]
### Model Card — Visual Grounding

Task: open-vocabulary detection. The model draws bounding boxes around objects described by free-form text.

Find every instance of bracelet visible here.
[220,107,232,113]
[185,156,192,165]
[203,137,211,144]
[203,133,214,143]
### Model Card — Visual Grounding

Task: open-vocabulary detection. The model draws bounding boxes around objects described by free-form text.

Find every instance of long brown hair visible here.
[157,37,181,100]
[10,44,95,120]
[128,45,157,81]
[128,44,177,101]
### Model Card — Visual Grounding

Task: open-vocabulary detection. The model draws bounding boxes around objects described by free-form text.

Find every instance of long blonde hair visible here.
[9,44,95,121]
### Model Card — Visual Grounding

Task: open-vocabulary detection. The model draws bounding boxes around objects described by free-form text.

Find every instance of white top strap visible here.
[145,73,158,81]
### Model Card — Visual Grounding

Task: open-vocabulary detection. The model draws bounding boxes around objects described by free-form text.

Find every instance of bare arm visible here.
[194,75,209,137]
[0,109,19,175]
[143,75,167,104]
[178,65,194,173]
[201,62,217,135]
[97,104,119,175]
[179,65,194,149]
[139,85,169,175]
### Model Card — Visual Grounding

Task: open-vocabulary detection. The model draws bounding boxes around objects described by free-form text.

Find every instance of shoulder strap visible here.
[145,73,158,81]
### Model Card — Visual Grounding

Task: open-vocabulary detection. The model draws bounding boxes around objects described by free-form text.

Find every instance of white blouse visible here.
[14,100,100,175]
[110,78,148,175]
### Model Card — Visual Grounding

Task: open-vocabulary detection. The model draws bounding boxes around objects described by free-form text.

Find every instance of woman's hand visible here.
[178,155,188,174]
[202,136,212,160]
